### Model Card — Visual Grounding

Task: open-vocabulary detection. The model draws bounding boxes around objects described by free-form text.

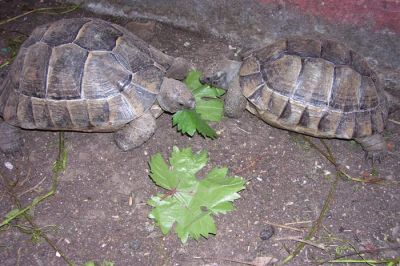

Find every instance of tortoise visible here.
[0,18,195,153]
[202,38,389,161]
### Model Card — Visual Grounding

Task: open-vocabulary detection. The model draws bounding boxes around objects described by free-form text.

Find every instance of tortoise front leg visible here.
[0,120,23,153]
[114,112,156,151]
[355,134,387,163]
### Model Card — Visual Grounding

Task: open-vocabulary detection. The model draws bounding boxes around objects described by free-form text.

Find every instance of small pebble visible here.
[323,170,331,175]
[4,162,13,170]
[130,239,141,250]
[260,225,275,240]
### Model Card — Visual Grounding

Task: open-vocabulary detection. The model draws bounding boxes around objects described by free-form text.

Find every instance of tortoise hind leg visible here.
[114,112,156,151]
[355,134,387,163]
[0,120,23,153]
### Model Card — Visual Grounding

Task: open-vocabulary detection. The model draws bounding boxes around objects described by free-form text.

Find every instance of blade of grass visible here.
[0,5,79,26]
[0,132,72,265]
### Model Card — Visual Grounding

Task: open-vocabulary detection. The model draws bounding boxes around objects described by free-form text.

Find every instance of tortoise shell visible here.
[239,38,388,139]
[0,18,172,132]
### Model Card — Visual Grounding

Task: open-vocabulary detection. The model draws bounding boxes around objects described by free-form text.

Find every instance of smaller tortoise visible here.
[203,38,389,161]
[0,18,195,152]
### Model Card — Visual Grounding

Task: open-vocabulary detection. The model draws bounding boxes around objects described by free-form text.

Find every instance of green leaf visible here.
[172,70,225,138]
[172,110,217,139]
[195,97,224,122]
[183,70,203,91]
[148,146,245,243]
[149,153,179,190]
[184,70,225,122]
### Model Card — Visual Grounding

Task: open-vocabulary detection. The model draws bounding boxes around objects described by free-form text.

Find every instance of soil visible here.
[0,1,399,265]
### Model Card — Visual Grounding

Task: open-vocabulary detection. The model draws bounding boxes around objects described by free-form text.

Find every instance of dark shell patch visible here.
[329,66,361,112]
[42,18,91,47]
[287,38,322,58]
[74,20,123,51]
[67,100,90,129]
[321,40,351,65]
[16,95,35,129]
[19,42,52,98]
[263,54,301,97]
[359,76,379,110]
[31,97,53,129]
[87,99,110,127]
[47,100,73,128]
[47,44,87,100]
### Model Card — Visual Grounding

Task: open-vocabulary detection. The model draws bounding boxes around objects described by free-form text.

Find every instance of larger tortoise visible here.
[203,38,389,161]
[0,18,195,152]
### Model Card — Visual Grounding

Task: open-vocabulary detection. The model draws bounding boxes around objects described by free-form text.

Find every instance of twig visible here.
[17,166,32,187]
[274,236,326,250]
[285,220,312,225]
[18,176,47,197]
[0,5,79,26]
[388,118,400,125]
[265,221,304,232]
[16,247,22,266]
[328,257,400,264]
[319,246,400,264]
[193,256,255,265]
[280,138,341,265]
[302,138,383,183]
[235,126,250,134]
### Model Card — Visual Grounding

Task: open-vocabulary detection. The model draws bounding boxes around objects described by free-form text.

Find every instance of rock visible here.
[130,239,141,250]
[260,225,275,240]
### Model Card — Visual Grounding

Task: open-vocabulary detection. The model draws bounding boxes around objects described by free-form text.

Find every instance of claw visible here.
[365,150,387,164]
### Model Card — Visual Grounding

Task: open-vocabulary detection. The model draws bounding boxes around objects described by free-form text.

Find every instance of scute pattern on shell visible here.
[0,18,171,132]
[240,38,388,139]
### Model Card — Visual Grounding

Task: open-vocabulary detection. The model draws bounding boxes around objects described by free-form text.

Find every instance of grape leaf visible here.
[184,70,225,122]
[148,146,245,243]
[172,110,217,139]
[172,70,225,138]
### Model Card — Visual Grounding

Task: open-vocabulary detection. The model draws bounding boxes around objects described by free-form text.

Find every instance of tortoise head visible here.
[157,78,195,113]
[200,59,242,90]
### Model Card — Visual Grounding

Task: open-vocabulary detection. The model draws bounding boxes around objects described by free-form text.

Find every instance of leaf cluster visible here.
[173,71,225,139]
[148,146,245,243]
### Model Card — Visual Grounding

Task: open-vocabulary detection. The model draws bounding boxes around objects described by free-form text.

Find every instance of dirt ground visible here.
[0,1,399,265]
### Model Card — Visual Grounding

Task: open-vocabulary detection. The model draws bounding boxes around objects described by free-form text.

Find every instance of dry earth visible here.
[0,1,399,265]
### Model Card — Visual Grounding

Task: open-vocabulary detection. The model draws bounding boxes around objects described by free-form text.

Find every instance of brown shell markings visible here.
[239,38,388,139]
[0,18,171,132]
